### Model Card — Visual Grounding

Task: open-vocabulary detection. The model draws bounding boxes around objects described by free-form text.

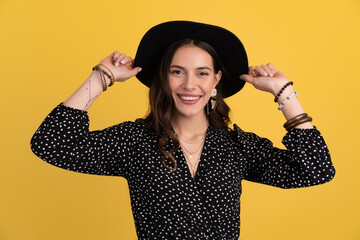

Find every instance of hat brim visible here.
[134,21,248,98]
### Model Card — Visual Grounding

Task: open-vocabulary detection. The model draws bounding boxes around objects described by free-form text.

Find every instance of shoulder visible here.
[231,124,270,147]
[207,125,236,145]
[111,118,156,139]
[111,118,145,131]
[206,124,266,152]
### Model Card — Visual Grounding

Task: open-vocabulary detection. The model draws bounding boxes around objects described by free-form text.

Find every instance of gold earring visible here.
[207,88,217,115]
[211,88,217,97]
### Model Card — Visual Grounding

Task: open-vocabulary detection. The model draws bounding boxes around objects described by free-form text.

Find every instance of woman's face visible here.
[168,44,221,118]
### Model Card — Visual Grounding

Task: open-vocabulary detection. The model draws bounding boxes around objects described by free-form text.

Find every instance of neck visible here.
[171,111,209,139]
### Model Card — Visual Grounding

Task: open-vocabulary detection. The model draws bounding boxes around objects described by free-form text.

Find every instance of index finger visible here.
[248,65,256,76]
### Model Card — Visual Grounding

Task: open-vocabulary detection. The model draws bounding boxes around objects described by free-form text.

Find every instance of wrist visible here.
[101,74,111,87]
[273,81,292,102]
[271,80,290,95]
[92,64,115,91]
[98,64,115,86]
[276,85,294,104]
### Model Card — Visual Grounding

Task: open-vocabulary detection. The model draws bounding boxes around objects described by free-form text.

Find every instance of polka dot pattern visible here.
[30,103,335,239]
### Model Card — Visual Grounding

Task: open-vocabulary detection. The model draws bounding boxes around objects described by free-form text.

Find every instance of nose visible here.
[182,74,196,90]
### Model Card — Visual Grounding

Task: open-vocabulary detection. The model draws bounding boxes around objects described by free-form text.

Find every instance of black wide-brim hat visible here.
[134,21,248,98]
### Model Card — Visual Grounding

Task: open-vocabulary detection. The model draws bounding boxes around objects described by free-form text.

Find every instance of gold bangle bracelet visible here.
[286,116,312,131]
[284,113,308,129]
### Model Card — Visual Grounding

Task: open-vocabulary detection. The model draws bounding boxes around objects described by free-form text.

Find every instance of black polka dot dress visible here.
[30,103,335,239]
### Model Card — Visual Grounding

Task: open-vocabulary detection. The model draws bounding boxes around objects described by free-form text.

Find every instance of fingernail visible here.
[269,73,273,77]
[263,72,268,76]
[115,62,119,66]
[121,60,125,64]
[138,68,142,72]
[239,75,244,81]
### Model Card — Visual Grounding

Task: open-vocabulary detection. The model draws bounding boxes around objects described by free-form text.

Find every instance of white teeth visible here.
[180,96,200,101]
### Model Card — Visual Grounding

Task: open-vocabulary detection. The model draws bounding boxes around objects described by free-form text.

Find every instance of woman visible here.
[31,21,335,239]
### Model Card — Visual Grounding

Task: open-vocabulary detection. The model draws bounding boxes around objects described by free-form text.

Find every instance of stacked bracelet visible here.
[92,65,115,91]
[285,116,312,131]
[98,64,115,86]
[283,113,308,128]
[274,81,293,102]
[278,92,298,110]
[92,65,107,91]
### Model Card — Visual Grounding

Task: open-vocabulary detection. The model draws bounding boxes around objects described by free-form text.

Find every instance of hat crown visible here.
[134,20,248,98]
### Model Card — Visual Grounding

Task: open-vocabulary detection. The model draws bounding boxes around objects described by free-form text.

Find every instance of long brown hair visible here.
[144,39,231,172]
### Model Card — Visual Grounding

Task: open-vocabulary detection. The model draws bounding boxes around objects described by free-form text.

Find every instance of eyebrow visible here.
[170,65,213,71]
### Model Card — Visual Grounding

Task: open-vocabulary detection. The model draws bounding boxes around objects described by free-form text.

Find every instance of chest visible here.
[127,136,244,208]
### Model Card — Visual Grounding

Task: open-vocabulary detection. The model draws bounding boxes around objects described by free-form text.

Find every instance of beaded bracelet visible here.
[283,113,308,129]
[98,64,115,86]
[274,81,293,102]
[286,116,312,131]
[99,68,108,91]
[278,92,298,110]
[92,65,107,91]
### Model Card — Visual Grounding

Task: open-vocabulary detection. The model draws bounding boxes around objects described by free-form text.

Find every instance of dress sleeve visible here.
[30,103,136,178]
[233,124,335,189]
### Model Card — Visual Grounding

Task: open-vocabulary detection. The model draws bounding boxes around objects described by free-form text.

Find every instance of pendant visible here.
[189,155,193,159]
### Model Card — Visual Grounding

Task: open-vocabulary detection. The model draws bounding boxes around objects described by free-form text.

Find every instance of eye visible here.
[199,72,209,76]
[170,70,182,75]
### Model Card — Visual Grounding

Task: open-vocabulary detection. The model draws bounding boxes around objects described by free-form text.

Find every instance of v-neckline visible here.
[169,123,212,182]
[178,126,211,182]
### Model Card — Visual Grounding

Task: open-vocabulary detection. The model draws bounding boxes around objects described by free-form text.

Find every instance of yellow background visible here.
[1,0,359,239]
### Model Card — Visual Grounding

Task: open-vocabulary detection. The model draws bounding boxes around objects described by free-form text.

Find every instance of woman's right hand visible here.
[99,51,142,82]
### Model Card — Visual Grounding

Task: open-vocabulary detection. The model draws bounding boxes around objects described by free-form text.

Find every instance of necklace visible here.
[175,131,207,178]
[180,140,204,159]
[178,136,205,179]
[178,134,205,144]
[183,150,201,178]
[177,134,205,159]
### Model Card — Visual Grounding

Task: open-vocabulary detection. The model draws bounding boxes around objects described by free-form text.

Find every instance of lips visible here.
[180,96,200,100]
[177,94,202,104]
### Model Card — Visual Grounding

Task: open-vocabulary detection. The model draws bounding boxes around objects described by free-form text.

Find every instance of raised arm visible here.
[238,63,335,188]
[30,51,142,178]
[64,51,142,111]
[240,63,313,128]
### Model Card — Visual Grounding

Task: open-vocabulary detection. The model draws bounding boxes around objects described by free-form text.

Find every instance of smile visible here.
[177,94,202,104]
[181,96,200,100]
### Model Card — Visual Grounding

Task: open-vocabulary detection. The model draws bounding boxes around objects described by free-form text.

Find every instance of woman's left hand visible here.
[240,63,289,96]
